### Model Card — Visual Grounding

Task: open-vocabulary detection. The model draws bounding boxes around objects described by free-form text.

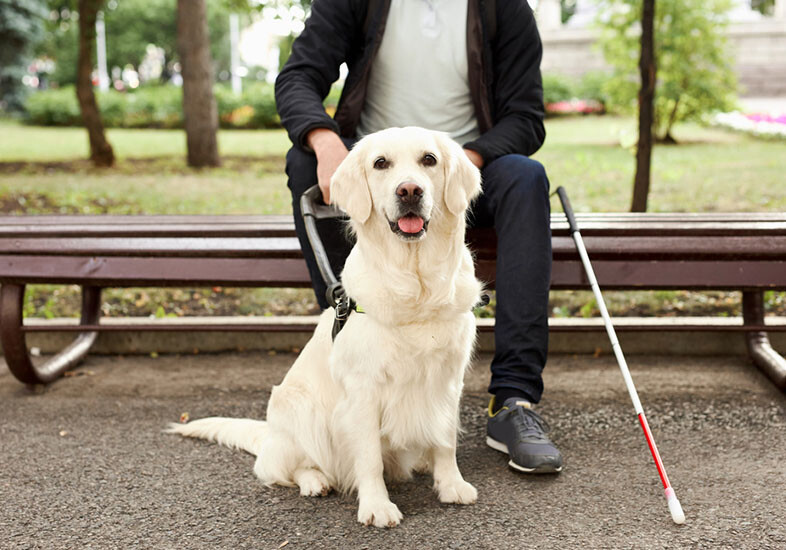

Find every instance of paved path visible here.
[1,351,784,549]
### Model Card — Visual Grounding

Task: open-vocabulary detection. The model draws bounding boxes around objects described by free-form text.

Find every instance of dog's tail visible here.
[165,417,268,456]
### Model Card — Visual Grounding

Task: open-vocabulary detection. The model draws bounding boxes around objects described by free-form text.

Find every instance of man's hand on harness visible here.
[307,128,349,205]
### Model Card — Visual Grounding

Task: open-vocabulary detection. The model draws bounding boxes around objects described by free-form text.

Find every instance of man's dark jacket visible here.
[275,0,545,165]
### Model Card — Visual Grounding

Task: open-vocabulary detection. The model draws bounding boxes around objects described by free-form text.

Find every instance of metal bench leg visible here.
[743,290,786,390]
[1,284,101,384]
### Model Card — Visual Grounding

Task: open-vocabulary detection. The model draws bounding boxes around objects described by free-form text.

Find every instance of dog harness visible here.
[328,281,490,341]
[327,283,364,341]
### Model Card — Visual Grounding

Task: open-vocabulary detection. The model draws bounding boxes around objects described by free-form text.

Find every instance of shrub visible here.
[95,90,128,128]
[241,83,279,129]
[542,72,606,116]
[24,83,281,129]
[214,83,280,129]
[576,71,610,109]
[24,85,183,128]
[542,73,575,106]
[24,86,81,126]
[122,86,182,128]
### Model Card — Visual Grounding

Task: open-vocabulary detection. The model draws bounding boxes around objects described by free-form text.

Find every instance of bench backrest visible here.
[1,213,785,290]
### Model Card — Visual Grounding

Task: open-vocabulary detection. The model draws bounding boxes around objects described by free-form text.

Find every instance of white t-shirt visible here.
[357,0,480,144]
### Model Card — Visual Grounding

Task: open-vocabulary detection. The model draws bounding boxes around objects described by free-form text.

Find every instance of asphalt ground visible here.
[1,351,784,549]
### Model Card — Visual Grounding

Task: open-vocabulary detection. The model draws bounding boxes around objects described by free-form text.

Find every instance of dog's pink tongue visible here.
[398,215,424,234]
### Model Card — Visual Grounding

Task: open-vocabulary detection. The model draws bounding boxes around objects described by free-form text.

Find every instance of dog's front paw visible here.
[357,499,403,528]
[296,469,331,497]
[437,479,478,505]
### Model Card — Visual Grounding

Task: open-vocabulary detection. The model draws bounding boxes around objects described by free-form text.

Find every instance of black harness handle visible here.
[300,185,357,339]
[300,184,348,301]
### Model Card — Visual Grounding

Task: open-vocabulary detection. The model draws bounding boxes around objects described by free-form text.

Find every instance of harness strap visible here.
[329,283,364,341]
[330,287,490,341]
[331,292,356,341]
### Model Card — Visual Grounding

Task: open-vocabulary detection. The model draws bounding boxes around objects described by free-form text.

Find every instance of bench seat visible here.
[1,213,785,388]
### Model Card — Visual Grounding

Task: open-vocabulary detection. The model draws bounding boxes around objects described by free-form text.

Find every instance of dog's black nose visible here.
[396,182,423,204]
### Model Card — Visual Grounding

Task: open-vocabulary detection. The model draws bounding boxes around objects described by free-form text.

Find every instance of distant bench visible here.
[1,213,785,389]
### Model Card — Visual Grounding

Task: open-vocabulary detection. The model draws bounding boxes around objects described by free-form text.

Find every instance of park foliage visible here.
[10,0,744,139]
[36,0,234,88]
[23,82,345,129]
[0,0,46,112]
[595,0,738,142]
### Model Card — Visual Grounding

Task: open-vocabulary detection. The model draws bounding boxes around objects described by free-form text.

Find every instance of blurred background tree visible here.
[34,0,233,88]
[76,0,114,166]
[596,0,738,143]
[0,0,47,112]
[632,0,655,212]
[177,0,220,167]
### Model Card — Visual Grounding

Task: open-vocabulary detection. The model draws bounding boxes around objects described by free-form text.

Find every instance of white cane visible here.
[555,186,685,525]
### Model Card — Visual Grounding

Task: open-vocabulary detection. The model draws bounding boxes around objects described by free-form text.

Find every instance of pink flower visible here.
[745,113,786,126]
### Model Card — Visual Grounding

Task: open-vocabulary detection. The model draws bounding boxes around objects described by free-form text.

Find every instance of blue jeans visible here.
[286,147,551,404]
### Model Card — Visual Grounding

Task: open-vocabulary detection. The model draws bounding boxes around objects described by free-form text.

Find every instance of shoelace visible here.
[513,407,551,440]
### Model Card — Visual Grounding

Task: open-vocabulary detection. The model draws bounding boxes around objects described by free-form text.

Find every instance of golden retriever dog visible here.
[168,127,483,528]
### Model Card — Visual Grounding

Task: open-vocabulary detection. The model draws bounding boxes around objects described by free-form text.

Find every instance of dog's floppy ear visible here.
[330,145,372,224]
[441,136,482,217]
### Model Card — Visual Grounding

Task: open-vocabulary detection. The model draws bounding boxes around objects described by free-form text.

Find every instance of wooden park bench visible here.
[1,213,785,389]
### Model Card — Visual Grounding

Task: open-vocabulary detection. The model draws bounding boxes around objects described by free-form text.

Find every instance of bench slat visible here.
[0,237,304,257]
[1,212,784,226]
[0,218,296,238]
[0,214,295,225]
[3,255,784,289]
[3,235,784,260]
[1,214,784,289]
[0,255,313,287]
[483,260,786,290]
[1,214,785,238]
[553,236,786,259]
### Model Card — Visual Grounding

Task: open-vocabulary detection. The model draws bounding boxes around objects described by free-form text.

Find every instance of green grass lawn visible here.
[538,116,785,212]
[0,121,292,161]
[0,120,294,215]
[2,116,784,319]
[2,116,785,215]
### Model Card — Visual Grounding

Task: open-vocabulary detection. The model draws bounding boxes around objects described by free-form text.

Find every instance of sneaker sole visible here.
[486,436,563,474]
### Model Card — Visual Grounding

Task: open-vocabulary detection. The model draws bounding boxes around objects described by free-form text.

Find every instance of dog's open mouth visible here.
[388,213,429,240]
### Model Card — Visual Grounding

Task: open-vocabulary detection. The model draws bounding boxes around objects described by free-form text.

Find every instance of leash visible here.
[300,186,360,340]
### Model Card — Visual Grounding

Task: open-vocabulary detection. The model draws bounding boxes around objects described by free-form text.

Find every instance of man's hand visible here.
[307,128,349,204]
[464,148,484,169]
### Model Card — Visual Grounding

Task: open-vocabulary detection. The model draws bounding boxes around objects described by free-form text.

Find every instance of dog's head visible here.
[330,127,481,241]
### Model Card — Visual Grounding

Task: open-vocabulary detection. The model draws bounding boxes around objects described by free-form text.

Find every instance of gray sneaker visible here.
[486,397,563,474]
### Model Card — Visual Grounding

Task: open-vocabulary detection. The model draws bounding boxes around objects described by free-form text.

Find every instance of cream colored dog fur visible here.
[168,127,483,528]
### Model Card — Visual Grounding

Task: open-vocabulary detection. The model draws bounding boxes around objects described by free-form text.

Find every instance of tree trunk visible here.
[631,0,656,213]
[76,0,114,167]
[177,0,220,167]
[658,96,681,144]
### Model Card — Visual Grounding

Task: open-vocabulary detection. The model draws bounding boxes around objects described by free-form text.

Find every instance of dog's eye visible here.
[421,153,437,167]
[373,157,389,170]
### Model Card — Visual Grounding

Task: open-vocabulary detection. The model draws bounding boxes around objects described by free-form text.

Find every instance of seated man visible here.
[275,0,562,474]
